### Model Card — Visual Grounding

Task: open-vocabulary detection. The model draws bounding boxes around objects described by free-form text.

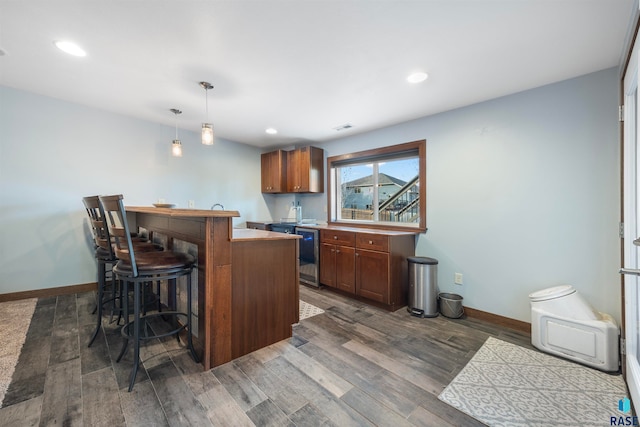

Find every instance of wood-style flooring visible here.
[0,285,533,426]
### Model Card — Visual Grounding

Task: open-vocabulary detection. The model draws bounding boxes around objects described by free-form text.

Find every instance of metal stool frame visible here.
[99,194,199,391]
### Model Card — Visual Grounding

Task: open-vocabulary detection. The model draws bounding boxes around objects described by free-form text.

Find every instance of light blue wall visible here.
[298,68,621,323]
[1,67,621,324]
[0,86,275,293]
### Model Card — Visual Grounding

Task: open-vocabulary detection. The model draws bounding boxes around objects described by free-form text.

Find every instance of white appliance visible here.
[529,285,619,372]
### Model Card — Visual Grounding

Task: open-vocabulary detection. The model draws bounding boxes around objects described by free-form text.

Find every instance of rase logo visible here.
[611,397,638,426]
[621,398,632,413]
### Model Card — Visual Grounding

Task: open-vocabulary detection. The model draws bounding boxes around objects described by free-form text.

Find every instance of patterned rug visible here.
[439,337,629,427]
[0,298,37,408]
[299,300,324,321]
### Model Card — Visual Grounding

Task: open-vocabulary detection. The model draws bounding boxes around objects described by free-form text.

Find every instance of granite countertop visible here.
[301,223,420,235]
[232,228,301,241]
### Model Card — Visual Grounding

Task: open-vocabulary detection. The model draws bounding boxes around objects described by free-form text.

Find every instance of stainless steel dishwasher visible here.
[295,227,319,287]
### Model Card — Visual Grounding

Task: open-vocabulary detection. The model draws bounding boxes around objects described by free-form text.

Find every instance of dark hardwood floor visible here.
[0,285,532,426]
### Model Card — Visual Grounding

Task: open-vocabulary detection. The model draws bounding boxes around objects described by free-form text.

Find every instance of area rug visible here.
[439,336,629,427]
[299,300,324,321]
[0,298,37,409]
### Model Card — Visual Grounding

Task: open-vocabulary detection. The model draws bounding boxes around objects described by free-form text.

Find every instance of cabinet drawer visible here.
[320,230,355,246]
[356,233,389,252]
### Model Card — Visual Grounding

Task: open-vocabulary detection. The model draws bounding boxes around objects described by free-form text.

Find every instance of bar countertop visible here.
[126,206,240,218]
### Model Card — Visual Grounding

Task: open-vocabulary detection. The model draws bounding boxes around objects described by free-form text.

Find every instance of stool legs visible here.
[129,280,142,392]
[88,260,106,347]
[186,274,199,363]
[116,273,199,392]
[89,260,123,348]
[116,278,130,363]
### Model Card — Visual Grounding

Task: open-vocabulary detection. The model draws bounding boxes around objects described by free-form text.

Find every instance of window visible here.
[327,140,426,231]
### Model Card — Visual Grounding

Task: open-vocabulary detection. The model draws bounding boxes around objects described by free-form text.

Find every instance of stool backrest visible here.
[82,195,115,260]
[99,194,139,276]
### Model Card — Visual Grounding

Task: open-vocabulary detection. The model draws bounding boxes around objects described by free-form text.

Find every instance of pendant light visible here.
[170,108,183,157]
[199,81,214,145]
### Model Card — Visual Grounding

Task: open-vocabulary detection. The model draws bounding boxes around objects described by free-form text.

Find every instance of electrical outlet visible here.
[454,273,463,285]
[188,200,195,208]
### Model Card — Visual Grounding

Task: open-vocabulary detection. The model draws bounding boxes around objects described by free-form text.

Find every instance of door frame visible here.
[621,1,640,401]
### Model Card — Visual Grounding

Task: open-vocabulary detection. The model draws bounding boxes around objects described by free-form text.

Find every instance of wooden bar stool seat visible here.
[99,194,199,392]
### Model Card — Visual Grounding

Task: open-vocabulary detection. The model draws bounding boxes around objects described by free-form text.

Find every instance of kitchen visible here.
[0,2,625,328]
[0,1,634,425]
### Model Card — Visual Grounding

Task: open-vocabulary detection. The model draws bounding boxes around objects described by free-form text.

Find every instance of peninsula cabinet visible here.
[287,146,324,193]
[319,228,416,311]
[261,149,287,193]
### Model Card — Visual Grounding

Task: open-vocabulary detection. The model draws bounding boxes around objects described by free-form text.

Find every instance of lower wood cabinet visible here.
[355,248,389,303]
[319,228,415,311]
[320,229,356,293]
[320,242,355,293]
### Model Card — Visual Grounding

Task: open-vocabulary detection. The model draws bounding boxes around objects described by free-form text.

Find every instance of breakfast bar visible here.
[126,206,300,370]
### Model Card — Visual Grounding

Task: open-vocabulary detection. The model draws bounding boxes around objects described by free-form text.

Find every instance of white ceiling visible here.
[0,1,634,148]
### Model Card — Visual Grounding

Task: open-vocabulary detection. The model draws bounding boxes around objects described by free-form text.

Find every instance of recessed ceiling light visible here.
[407,72,428,84]
[54,40,87,57]
[265,128,278,135]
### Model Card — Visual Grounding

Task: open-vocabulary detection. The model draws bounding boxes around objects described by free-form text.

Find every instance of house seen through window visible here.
[328,140,426,231]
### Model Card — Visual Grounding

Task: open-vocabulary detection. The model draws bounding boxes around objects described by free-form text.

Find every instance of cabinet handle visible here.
[333,236,337,239]
[336,249,340,253]
[369,240,373,244]
[355,252,359,256]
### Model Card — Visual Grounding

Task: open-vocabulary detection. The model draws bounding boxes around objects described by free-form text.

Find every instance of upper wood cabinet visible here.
[261,146,324,194]
[261,150,287,193]
[287,146,324,193]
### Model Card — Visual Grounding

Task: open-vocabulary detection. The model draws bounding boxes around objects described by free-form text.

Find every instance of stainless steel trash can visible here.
[407,256,439,317]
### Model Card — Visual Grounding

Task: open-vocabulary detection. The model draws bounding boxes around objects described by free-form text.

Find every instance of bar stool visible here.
[83,196,120,347]
[99,194,199,391]
[83,196,163,347]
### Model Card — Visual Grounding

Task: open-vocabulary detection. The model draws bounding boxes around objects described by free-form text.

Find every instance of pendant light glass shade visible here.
[172,140,183,157]
[170,108,183,157]
[202,123,214,145]
[200,82,215,145]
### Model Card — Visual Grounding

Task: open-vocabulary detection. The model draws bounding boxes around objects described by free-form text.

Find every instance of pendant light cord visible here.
[170,108,182,139]
[205,88,209,122]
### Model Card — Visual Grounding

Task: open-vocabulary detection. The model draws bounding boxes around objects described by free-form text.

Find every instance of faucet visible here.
[211,203,224,210]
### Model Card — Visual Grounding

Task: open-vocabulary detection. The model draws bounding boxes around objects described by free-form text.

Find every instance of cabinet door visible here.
[356,249,389,303]
[287,148,304,192]
[335,245,355,293]
[286,147,324,193]
[261,150,286,193]
[320,243,337,288]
